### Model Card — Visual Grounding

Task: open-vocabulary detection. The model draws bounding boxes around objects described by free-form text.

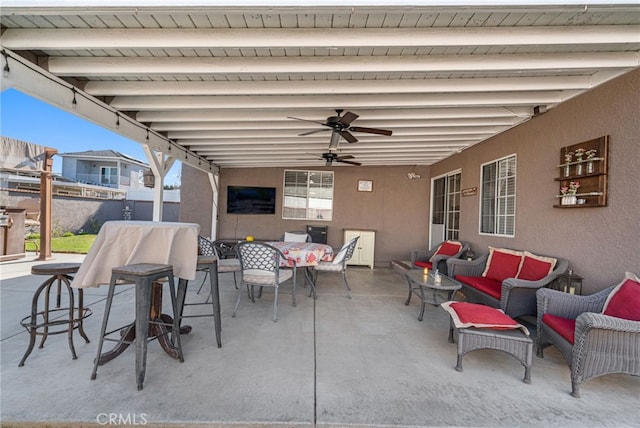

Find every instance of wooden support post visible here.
[38,148,57,261]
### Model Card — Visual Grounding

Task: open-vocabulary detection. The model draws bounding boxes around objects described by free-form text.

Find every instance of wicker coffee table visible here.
[404,269,462,321]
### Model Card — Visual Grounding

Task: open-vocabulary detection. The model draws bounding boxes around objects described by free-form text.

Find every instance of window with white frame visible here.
[283,170,333,221]
[100,166,118,185]
[480,154,516,237]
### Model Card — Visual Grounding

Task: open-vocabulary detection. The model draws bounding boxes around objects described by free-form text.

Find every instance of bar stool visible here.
[176,255,222,348]
[90,263,183,391]
[19,263,91,367]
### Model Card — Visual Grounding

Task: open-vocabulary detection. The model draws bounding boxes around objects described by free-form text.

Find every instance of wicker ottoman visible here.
[442,301,533,384]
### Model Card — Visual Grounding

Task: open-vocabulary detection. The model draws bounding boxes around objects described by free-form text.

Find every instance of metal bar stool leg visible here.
[208,261,222,348]
[91,274,118,380]
[135,276,153,391]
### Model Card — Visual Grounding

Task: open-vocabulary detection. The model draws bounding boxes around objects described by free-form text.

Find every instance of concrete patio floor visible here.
[1,253,638,427]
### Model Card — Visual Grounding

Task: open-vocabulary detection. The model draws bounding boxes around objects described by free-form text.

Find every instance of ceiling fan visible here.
[307,151,362,167]
[288,109,393,148]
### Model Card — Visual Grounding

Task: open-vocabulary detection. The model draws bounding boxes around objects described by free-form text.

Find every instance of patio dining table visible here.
[266,241,334,298]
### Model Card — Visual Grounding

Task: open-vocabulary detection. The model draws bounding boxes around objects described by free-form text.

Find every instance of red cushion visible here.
[414,260,433,269]
[442,302,526,332]
[435,241,462,257]
[483,249,523,282]
[517,256,554,281]
[456,275,502,300]
[542,313,576,344]
[602,279,640,321]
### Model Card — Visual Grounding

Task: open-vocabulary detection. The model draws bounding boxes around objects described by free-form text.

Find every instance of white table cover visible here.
[71,221,200,288]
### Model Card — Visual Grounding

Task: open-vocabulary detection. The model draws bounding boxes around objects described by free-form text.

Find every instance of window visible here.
[283,170,333,220]
[480,154,516,237]
[100,167,118,185]
[432,172,461,241]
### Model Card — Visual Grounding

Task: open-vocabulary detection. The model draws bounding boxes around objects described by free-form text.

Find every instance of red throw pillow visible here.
[435,241,462,256]
[482,247,523,282]
[517,255,555,281]
[429,241,462,262]
[602,278,640,321]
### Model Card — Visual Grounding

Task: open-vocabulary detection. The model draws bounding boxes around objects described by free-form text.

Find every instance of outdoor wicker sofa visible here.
[536,275,640,397]
[447,247,568,319]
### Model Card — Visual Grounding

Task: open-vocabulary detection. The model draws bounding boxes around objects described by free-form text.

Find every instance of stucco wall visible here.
[180,164,432,265]
[181,68,639,292]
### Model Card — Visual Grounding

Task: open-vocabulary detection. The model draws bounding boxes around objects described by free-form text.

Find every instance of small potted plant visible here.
[563,151,573,177]
[574,148,586,175]
[585,149,598,174]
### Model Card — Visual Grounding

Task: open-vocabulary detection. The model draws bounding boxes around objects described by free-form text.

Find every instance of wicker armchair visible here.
[447,251,568,319]
[536,286,640,398]
[410,240,470,275]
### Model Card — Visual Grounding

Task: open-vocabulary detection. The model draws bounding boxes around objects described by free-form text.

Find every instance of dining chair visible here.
[312,236,359,299]
[196,235,240,296]
[233,242,296,322]
[280,231,312,242]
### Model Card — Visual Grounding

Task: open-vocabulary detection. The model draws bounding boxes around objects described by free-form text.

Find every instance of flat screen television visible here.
[227,186,276,214]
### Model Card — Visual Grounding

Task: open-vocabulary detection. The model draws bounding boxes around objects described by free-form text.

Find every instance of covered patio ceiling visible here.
[1,2,639,170]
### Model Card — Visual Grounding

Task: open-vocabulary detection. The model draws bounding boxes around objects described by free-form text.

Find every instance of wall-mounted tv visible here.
[227,186,277,215]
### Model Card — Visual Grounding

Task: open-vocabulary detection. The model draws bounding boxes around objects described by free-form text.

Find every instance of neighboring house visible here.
[59,150,148,191]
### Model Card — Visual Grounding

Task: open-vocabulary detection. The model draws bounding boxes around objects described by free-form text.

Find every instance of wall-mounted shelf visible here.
[554,136,608,208]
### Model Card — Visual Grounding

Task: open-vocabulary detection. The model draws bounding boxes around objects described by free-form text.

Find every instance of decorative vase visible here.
[575,163,583,175]
[563,164,570,177]
[586,160,594,174]
[569,195,577,205]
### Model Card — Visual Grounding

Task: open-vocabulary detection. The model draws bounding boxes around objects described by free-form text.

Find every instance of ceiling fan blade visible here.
[336,158,362,166]
[299,128,330,136]
[338,111,359,126]
[287,116,326,126]
[349,126,393,136]
[340,131,358,144]
[336,155,355,160]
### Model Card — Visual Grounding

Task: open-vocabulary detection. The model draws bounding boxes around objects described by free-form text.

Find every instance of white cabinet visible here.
[344,229,375,269]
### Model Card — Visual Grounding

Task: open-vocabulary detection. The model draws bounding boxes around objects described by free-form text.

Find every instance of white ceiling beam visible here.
[167,126,506,139]
[109,92,566,110]
[195,141,475,152]
[180,135,485,146]
[4,26,638,50]
[47,52,639,76]
[83,76,595,96]
[138,106,533,122]
[152,117,522,131]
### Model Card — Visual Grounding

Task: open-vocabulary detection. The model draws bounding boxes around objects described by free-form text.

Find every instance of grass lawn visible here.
[25,234,97,254]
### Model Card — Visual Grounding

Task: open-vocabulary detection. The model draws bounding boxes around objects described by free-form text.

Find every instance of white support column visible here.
[208,172,219,239]
[142,144,176,221]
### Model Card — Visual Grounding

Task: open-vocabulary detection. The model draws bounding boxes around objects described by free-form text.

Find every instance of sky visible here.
[0,88,182,186]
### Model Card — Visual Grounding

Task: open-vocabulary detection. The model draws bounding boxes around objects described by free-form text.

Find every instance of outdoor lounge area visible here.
[1,252,638,427]
[1,3,640,427]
